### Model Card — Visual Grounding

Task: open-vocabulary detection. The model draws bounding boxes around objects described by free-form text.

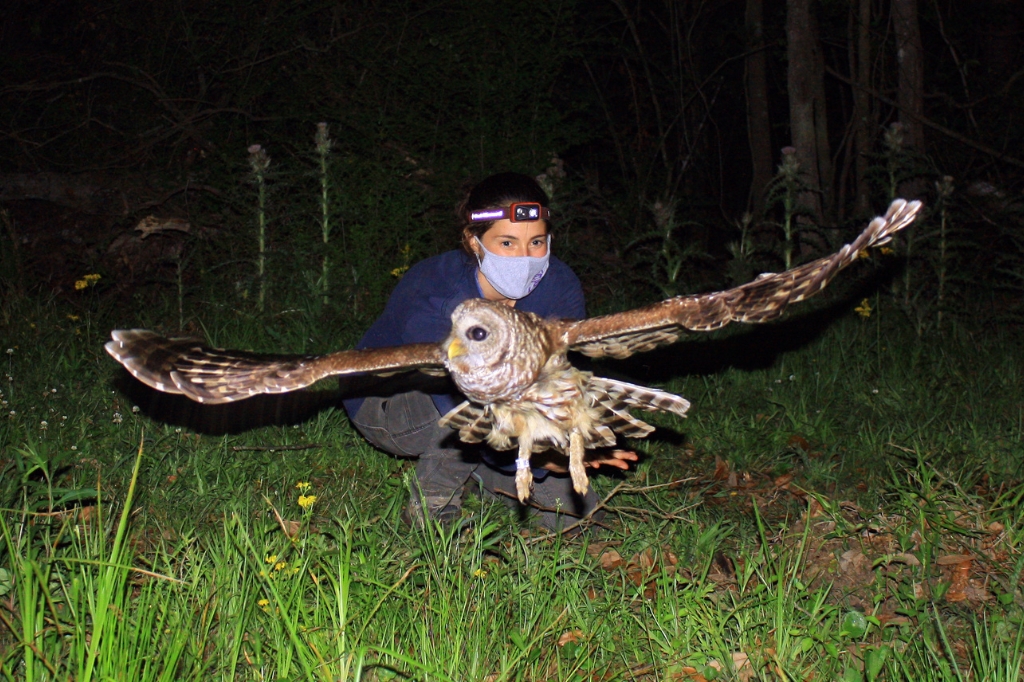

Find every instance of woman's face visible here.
[472,219,549,259]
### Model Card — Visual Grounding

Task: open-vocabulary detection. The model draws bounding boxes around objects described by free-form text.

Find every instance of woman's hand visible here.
[536,449,638,473]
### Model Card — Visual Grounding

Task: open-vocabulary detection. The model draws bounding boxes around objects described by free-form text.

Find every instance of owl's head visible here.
[444,298,549,403]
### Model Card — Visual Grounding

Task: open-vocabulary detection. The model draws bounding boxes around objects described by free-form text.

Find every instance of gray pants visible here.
[350,390,600,530]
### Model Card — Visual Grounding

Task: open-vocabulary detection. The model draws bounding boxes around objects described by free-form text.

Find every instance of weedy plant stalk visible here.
[885,124,916,315]
[315,122,334,307]
[248,144,271,313]
[762,146,815,270]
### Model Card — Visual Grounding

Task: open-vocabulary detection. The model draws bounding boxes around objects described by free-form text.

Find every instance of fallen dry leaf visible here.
[713,456,731,481]
[773,473,794,489]
[557,629,583,647]
[938,555,972,602]
[839,549,868,574]
[708,652,755,682]
[600,549,624,571]
[787,434,811,452]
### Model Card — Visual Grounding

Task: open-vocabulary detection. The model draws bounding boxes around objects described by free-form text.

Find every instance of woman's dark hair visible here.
[458,172,552,254]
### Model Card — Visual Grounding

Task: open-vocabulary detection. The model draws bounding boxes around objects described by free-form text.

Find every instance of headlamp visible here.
[470,202,551,223]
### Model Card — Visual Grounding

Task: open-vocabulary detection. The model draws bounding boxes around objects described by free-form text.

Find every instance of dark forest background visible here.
[1,0,1023,335]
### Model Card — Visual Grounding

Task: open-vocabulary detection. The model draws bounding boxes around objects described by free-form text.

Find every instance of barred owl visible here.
[106,200,922,502]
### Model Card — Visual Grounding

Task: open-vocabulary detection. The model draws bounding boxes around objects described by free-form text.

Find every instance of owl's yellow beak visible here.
[447,338,467,359]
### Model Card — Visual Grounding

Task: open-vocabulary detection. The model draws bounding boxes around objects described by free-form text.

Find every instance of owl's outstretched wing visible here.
[105,330,446,404]
[560,199,923,359]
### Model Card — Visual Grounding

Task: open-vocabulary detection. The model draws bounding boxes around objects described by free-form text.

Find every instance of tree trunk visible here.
[745,0,773,211]
[852,0,874,217]
[893,0,925,197]
[786,0,832,222]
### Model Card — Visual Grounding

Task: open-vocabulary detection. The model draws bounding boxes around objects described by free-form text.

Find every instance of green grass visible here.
[1,293,1023,681]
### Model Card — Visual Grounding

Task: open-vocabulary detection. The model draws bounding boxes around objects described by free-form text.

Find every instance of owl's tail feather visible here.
[105,330,321,404]
[587,377,691,418]
[591,401,654,440]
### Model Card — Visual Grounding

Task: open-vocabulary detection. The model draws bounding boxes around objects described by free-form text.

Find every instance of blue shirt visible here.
[343,249,586,417]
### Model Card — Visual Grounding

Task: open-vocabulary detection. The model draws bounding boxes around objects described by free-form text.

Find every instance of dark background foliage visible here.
[1,0,1023,333]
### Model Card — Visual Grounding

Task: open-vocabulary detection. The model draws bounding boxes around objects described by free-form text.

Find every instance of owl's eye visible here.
[467,326,488,342]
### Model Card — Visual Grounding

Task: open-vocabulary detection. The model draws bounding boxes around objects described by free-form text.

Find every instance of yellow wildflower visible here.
[857,250,869,260]
[257,598,270,612]
[880,246,895,255]
[473,568,488,579]
[854,299,872,318]
[66,314,80,322]
[75,274,101,290]
[275,561,287,572]
[265,554,278,564]
[391,243,412,277]
[295,481,311,492]
[298,494,317,510]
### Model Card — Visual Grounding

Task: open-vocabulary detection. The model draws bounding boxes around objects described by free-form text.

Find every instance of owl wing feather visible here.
[437,401,493,443]
[560,198,922,359]
[105,330,445,404]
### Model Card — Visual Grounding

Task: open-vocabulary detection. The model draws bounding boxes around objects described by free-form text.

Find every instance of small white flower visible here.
[62,415,67,420]
[132,405,140,413]
[112,412,123,424]
[788,374,795,381]
[40,420,48,430]
[5,348,13,355]
[8,410,15,417]
[175,427,182,433]
[71,445,77,450]
[774,379,782,384]
[871,389,879,394]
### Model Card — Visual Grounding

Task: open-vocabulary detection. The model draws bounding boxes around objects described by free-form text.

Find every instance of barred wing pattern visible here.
[561,199,922,359]
[105,330,444,404]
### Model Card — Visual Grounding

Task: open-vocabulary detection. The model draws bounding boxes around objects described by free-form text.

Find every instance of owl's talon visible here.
[515,449,533,502]
[515,466,533,503]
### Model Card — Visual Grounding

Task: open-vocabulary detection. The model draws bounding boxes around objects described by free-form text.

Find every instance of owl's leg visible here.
[514,440,534,503]
[569,430,588,496]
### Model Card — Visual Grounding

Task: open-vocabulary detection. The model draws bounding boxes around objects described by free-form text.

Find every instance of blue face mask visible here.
[474,235,551,300]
